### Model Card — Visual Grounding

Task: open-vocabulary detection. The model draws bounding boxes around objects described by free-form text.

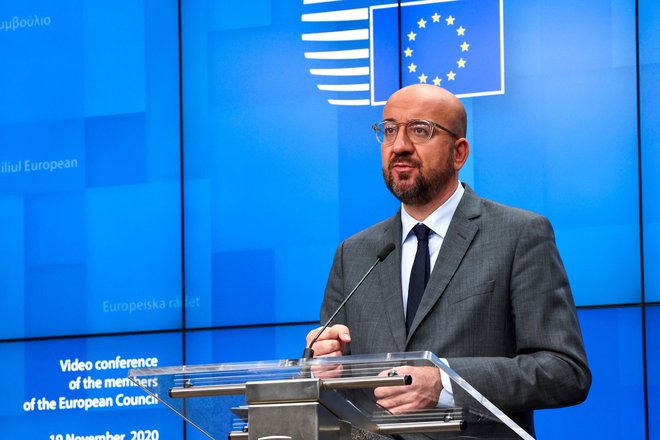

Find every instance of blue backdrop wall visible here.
[0,0,657,438]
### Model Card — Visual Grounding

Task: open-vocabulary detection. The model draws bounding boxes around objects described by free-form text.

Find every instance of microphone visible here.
[302,242,396,359]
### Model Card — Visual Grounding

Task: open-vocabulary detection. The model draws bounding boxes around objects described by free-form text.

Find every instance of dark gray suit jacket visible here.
[320,185,591,435]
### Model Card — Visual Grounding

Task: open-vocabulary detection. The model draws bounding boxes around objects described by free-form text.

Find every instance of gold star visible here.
[418,18,427,28]
[457,26,466,36]
[418,73,428,83]
[446,15,455,25]
[461,41,470,52]
[404,47,413,57]
[457,58,466,68]
[433,76,442,86]
[447,70,456,80]
[407,31,416,41]
[432,12,441,22]
[408,62,417,73]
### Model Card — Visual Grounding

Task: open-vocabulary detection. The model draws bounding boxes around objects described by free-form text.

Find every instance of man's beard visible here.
[383,153,454,206]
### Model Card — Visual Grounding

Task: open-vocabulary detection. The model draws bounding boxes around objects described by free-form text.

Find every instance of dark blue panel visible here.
[25,263,86,337]
[84,113,147,187]
[212,250,276,325]
[0,333,183,439]
[24,192,85,266]
[535,307,645,439]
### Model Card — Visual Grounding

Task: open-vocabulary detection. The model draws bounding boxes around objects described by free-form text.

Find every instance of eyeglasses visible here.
[372,119,459,145]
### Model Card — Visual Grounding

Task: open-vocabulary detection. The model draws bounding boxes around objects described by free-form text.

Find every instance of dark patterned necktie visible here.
[406,223,431,333]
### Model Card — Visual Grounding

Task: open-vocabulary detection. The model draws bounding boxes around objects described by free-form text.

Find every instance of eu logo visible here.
[302,0,504,106]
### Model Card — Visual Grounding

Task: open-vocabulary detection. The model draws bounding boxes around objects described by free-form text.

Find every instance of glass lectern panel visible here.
[129,351,534,440]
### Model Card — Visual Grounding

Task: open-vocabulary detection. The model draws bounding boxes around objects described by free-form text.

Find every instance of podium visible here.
[129,351,534,440]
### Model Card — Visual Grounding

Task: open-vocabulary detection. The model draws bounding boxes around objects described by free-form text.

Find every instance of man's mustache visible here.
[389,155,421,170]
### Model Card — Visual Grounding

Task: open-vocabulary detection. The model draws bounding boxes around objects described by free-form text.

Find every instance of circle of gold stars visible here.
[404,12,471,86]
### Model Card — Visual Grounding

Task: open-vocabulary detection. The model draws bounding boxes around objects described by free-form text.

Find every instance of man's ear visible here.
[453,138,470,171]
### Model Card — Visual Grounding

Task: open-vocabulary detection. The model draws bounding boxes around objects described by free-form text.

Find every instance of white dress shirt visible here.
[399,181,465,406]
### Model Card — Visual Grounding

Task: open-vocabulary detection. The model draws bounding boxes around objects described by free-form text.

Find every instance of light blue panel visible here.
[640,0,660,64]
[185,324,318,366]
[535,307,645,439]
[274,244,336,323]
[180,0,211,181]
[0,0,179,339]
[183,0,346,328]
[0,0,84,123]
[472,0,640,306]
[0,196,25,338]
[0,334,182,439]
[184,179,213,328]
[82,0,145,116]
[144,0,180,182]
[640,0,660,301]
[555,224,640,306]
[208,0,271,30]
[25,263,87,338]
[85,182,182,333]
[647,306,660,440]
[336,105,397,239]
[21,191,86,338]
[209,101,340,253]
[23,191,85,266]
[0,118,85,196]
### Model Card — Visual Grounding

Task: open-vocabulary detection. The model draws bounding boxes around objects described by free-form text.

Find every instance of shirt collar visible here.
[400,181,465,243]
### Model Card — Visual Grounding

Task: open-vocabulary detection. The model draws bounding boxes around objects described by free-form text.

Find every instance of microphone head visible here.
[377,243,396,261]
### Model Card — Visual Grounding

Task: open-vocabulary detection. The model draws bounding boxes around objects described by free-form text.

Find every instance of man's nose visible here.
[390,128,415,154]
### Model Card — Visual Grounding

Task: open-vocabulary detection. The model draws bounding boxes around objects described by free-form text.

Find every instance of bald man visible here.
[306,85,591,436]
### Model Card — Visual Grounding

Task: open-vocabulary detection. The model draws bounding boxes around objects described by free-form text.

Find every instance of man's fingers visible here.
[309,339,343,357]
[307,324,351,344]
[374,385,401,400]
[374,366,441,413]
[306,325,352,358]
[332,324,351,342]
[376,391,414,412]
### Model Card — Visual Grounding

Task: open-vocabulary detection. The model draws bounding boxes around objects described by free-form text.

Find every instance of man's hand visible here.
[374,366,442,413]
[305,324,351,357]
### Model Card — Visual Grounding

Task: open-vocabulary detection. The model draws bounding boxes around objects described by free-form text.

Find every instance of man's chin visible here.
[391,184,423,203]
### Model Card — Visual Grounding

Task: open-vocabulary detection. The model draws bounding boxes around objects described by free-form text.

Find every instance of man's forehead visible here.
[383,102,441,121]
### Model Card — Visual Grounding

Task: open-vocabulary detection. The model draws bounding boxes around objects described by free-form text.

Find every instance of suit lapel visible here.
[376,214,407,352]
[406,185,481,342]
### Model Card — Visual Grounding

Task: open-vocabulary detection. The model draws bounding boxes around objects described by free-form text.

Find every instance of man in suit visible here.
[306,84,591,435]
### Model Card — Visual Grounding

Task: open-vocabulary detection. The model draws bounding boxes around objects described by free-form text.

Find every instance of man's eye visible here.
[383,126,398,136]
[410,124,430,137]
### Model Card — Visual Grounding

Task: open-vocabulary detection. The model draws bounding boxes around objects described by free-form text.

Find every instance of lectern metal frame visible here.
[128,351,534,440]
